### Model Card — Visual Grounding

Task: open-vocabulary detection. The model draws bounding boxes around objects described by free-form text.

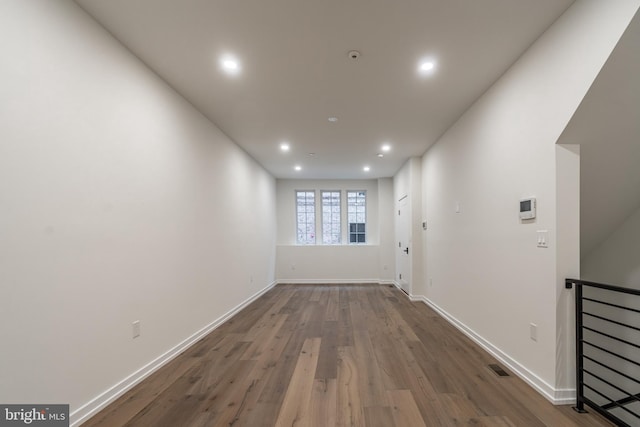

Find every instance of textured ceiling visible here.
[75,0,573,179]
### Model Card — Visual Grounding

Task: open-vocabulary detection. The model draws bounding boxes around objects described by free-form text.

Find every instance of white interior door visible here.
[396,196,410,294]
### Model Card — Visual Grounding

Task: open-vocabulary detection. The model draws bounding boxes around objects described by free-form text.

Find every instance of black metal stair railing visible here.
[566,279,640,427]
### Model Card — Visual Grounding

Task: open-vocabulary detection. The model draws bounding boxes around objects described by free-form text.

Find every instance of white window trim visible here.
[346,190,367,244]
[295,190,316,245]
[321,190,341,245]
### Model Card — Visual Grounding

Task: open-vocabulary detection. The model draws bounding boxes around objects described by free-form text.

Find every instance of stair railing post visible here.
[574,281,587,413]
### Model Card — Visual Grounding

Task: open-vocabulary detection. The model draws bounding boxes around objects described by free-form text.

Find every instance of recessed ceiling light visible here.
[280,143,290,152]
[363,166,370,172]
[220,55,241,75]
[308,152,315,156]
[418,60,436,75]
[381,144,391,152]
[294,165,302,171]
[328,117,338,122]
[377,153,384,158]
[420,62,434,71]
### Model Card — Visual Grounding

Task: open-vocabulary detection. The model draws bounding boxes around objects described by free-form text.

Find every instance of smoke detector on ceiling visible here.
[348,50,361,60]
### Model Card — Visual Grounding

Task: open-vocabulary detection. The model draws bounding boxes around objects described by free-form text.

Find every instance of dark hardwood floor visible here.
[84,284,612,426]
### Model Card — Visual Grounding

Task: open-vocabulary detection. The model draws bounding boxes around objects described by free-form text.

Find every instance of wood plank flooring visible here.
[83,284,612,426]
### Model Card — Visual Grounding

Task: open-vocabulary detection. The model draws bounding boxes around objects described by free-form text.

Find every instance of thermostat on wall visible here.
[520,197,536,220]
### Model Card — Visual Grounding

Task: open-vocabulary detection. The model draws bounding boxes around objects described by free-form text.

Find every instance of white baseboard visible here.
[70,281,277,427]
[406,293,575,405]
[378,280,396,286]
[276,279,385,284]
[553,388,577,405]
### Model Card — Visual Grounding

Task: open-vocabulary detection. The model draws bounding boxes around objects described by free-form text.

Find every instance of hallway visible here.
[84,284,611,426]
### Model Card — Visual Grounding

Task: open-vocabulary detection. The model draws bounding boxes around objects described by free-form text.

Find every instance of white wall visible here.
[582,205,640,288]
[275,178,394,282]
[555,144,581,392]
[411,0,639,403]
[276,245,382,282]
[556,8,640,260]
[0,1,276,424]
[377,178,395,282]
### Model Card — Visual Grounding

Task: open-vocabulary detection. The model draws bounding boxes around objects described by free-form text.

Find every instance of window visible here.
[347,191,366,243]
[321,191,341,244]
[294,189,368,245]
[296,191,316,244]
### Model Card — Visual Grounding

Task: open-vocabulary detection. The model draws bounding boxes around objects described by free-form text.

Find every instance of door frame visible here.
[396,195,411,294]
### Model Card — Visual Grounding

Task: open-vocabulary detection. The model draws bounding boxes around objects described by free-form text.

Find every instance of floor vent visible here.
[488,364,510,377]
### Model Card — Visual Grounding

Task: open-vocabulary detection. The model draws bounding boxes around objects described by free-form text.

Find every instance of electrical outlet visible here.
[530,323,537,342]
[132,320,140,339]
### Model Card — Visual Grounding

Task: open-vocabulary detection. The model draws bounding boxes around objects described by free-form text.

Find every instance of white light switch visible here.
[530,323,538,341]
[537,230,548,248]
[132,320,141,338]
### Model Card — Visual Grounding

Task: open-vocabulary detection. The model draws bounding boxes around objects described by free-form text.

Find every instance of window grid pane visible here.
[322,191,341,244]
[347,191,366,244]
[296,191,315,244]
